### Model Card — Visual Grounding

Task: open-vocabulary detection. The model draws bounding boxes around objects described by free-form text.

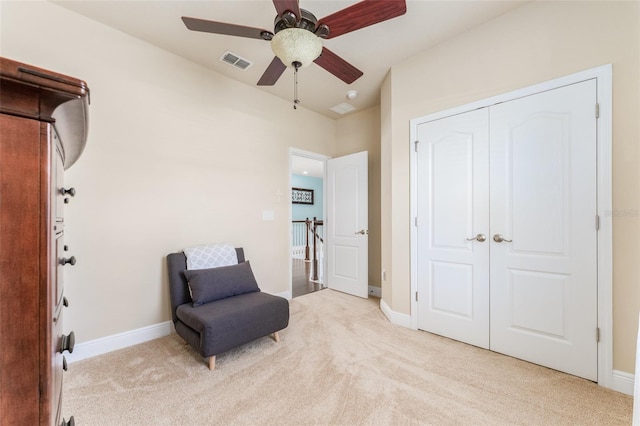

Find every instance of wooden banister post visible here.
[304,217,310,261]
[312,217,319,281]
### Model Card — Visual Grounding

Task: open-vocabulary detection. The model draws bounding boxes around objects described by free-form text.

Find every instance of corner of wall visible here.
[380,296,412,329]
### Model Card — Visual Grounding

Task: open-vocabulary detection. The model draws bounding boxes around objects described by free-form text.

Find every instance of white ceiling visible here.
[53,0,528,119]
[292,155,324,178]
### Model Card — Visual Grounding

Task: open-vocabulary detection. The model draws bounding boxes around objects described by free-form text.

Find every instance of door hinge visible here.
[415,292,418,302]
[414,217,418,227]
[414,140,419,152]
[595,103,600,119]
[596,327,600,342]
[596,214,600,231]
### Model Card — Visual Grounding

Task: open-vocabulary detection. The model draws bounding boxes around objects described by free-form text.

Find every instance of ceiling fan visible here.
[181,0,407,89]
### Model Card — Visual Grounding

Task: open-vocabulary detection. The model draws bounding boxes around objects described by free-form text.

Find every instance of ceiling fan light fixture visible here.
[271,28,322,69]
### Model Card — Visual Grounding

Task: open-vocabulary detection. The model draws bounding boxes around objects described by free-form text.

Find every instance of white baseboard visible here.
[612,369,635,396]
[368,285,381,298]
[379,297,412,328]
[66,321,173,363]
[274,290,292,300]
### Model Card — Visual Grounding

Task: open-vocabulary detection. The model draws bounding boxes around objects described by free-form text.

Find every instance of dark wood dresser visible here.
[0,57,89,426]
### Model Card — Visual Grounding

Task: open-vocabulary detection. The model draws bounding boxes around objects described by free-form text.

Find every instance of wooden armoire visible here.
[0,58,89,425]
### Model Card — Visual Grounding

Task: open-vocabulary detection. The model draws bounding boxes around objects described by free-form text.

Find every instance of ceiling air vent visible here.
[330,103,357,115]
[219,51,253,71]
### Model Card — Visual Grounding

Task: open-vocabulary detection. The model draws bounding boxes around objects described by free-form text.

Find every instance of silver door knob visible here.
[355,229,369,235]
[493,234,513,243]
[466,233,486,242]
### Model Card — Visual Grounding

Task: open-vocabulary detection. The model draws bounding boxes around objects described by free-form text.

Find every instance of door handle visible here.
[466,233,486,242]
[355,229,369,235]
[493,234,513,243]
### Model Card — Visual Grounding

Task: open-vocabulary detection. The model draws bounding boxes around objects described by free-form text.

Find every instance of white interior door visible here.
[416,109,490,349]
[415,79,598,381]
[326,151,368,298]
[489,80,598,381]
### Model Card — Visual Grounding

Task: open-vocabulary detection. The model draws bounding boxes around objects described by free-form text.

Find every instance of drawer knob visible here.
[60,256,76,266]
[62,187,76,204]
[60,187,76,197]
[63,356,68,371]
[61,416,75,426]
[60,331,75,354]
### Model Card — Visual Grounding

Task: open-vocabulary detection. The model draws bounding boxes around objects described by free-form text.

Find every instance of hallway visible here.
[292,258,325,298]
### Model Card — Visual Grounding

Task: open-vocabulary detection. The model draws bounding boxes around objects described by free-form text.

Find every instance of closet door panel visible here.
[416,108,490,349]
[489,79,598,381]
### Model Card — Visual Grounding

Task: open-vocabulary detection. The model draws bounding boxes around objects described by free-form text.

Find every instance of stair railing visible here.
[310,217,323,281]
[291,217,324,281]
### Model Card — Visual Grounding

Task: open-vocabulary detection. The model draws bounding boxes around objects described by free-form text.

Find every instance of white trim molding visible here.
[409,64,614,389]
[288,148,330,302]
[66,321,173,363]
[368,285,382,298]
[380,297,411,329]
[612,370,635,396]
[274,290,292,300]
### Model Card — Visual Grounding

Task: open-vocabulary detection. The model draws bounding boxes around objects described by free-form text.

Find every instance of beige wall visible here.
[335,106,382,288]
[382,1,640,373]
[380,74,393,304]
[1,1,337,343]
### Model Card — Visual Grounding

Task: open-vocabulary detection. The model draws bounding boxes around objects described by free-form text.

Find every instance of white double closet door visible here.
[416,80,598,381]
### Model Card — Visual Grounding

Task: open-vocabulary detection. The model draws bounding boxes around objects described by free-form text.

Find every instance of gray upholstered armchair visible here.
[166,248,289,369]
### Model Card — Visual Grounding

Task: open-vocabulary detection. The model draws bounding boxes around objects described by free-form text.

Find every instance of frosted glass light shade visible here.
[271,28,322,69]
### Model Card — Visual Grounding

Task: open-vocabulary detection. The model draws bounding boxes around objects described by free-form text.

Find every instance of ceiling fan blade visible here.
[272,0,301,19]
[313,47,363,84]
[182,16,272,40]
[257,57,287,86]
[318,0,406,39]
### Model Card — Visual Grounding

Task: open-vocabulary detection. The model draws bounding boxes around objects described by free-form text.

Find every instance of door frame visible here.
[289,148,330,299]
[409,64,613,388]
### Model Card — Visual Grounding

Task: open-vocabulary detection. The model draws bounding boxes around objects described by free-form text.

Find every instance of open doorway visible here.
[290,150,327,298]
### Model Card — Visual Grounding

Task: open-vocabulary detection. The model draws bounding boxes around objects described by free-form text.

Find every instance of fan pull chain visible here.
[293,61,301,110]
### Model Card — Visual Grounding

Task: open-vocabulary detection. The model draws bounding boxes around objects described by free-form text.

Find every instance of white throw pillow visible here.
[184,243,238,270]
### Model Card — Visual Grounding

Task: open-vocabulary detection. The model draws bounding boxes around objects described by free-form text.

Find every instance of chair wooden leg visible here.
[272,331,280,343]
[208,356,216,370]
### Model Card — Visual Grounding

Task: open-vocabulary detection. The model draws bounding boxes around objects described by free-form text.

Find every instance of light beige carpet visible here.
[64,289,632,425]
